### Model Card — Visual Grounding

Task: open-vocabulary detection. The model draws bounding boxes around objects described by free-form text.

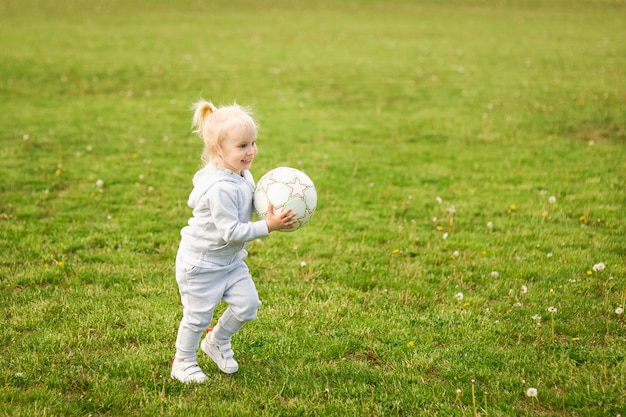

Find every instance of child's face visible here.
[219,133,258,174]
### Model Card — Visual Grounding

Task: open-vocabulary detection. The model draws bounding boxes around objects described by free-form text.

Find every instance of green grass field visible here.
[1,0,625,415]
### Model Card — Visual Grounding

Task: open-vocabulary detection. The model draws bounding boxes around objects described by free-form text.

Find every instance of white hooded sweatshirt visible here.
[178,164,269,268]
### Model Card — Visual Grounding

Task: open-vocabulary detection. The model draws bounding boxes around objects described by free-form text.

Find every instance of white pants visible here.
[174,252,262,361]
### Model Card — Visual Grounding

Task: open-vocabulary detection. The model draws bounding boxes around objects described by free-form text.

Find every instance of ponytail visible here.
[191,99,217,137]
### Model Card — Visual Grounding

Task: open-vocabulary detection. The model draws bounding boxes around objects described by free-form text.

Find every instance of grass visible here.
[1,0,625,415]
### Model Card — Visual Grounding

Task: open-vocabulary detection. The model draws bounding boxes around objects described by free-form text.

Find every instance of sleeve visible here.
[208,183,269,243]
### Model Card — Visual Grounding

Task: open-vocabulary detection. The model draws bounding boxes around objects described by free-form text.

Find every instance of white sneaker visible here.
[171,358,208,383]
[201,331,239,374]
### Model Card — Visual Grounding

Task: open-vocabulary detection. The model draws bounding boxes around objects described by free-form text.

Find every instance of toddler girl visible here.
[171,99,296,383]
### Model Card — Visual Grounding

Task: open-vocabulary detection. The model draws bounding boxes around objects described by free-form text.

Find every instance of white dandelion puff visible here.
[526,387,538,397]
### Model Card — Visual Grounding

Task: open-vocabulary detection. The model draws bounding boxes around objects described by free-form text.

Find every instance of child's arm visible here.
[209,184,295,243]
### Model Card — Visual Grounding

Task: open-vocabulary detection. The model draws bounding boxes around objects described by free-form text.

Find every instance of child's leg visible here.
[212,263,262,342]
[201,262,261,374]
[210,306,246,342]
[174,260,223,361]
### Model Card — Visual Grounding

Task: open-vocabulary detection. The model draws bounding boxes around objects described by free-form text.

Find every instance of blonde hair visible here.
[191,99,258,166]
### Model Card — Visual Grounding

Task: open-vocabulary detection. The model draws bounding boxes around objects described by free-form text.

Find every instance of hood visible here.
[187,164,248,209]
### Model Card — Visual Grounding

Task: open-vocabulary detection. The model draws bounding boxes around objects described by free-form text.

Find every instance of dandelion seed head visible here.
[487,221,493,229]
[442,232,448,240]
[526,388,538,397]
[548,306,557,313]
[453,250,459,257]
[436,196,443,204]
[616,306,624,315]
[490,271,499,278]
[532,314,541,322]
[300,261,307,268]
[521,285,528,294]
[96,179,104,188]
[592,262,606,272]
[548,196,557,204]
[454,292,464,301]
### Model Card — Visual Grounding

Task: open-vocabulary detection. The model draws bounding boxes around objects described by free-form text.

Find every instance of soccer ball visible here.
[254,167,317,232]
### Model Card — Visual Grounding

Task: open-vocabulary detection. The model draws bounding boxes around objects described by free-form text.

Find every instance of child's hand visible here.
[265,204,297,232]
